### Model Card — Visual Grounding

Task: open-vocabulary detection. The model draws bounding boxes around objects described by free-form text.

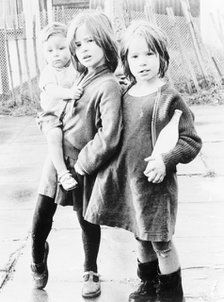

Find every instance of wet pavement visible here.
[0,105,224,302]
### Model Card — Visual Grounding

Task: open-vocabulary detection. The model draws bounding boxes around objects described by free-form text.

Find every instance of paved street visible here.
[0,105,223,302]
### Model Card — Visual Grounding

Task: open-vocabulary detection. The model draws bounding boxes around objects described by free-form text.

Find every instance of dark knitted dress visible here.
[85,84,202,241]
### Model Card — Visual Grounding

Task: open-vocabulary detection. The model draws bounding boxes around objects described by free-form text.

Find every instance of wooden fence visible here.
[1,3,224,106]
[144,1,224,93]
[0,14,41,105]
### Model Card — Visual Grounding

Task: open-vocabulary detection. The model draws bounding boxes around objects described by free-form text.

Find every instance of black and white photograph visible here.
[0,0,223,301]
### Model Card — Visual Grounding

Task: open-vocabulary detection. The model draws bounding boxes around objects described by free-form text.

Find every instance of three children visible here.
[33,13,202,302]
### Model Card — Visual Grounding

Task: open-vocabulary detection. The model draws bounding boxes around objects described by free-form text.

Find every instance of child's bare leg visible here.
[46,127,67,175]
[152,241,184,301]
[129,238,158,301]
[152,240,180,274]
[136,238,158,263]
[46,127,77,191]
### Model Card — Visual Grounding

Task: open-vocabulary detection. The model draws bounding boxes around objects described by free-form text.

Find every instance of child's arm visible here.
[144,93,202,183]
[39,66,83,108]
[44,83,83,100]
[74,80,122,175]
[161,101,202,173]
[146,97,202,183]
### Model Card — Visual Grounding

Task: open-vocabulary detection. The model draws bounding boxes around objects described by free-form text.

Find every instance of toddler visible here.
[37,22,83,191]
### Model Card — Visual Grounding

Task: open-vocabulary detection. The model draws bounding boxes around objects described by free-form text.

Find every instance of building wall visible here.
[89,0,200,16]
[52,0,89,8]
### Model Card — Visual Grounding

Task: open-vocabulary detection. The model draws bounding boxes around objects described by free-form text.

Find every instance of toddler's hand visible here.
[70,85,83,100]
[144,154,166,183]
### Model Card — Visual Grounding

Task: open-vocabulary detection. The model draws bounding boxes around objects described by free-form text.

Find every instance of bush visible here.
[0,84,41,116]
[183,85,224,105]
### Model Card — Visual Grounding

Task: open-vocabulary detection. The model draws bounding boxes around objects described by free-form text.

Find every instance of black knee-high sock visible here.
[77,210,101,273]
[31,194,57,264]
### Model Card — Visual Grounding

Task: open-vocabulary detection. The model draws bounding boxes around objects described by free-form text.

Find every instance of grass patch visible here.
[0,85,41,117]
[182,85,224,106]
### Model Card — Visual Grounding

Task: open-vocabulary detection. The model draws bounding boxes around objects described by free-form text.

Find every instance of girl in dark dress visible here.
[30,12,122,299]
[86,20,202,302]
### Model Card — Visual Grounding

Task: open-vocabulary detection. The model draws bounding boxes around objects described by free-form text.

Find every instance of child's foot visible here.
[58,170,78,191]
[31,242,49,289]
[82,271,101,298]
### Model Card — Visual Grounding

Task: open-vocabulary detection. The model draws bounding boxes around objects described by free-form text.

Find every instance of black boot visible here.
[157,268,185,302]
[129,259,159,302]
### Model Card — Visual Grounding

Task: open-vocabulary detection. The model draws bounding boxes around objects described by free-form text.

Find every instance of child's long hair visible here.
[67,11,119,73]
[120,20,169,83]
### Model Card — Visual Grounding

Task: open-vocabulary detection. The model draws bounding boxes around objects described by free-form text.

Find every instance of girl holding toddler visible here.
[31,12,122,299]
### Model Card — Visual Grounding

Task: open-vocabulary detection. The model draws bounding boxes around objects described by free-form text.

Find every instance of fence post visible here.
[0,29,10,101]
[22,14,34,102]
[144,4,175,87]
[13,20,23,103]
[41,9,48,28]
[56,6,60,22]
[104,0,126,42]
[192,15,223,86]
[61,6,66,24]
[47,0,53,23]
[181,0,208,86]
[123,0,131,28]
[0,29,10,98]
[33,15,40,80]
[3,24,16,105]
[144,2,156,24]
[166,7,200,93]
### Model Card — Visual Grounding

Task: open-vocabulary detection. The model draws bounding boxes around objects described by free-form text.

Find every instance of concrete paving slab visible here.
[0,226,137,302]
[177,154,207,176]
[183,267,224,302]
[1,225,224,302]
[191,105,224,143]
[178,175,224,203]
[0,185,37,211]
[176,202,224,239]
[200,142,224,176]
[1,105,224,301]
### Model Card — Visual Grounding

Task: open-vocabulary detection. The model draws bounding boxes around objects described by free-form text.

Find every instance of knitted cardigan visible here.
[84,83,202,241]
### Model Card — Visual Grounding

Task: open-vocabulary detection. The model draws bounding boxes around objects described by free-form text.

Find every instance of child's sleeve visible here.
[161,95,202,173]
[75,80,122,175]
[39,66,58,110]
[39,66,57,91]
